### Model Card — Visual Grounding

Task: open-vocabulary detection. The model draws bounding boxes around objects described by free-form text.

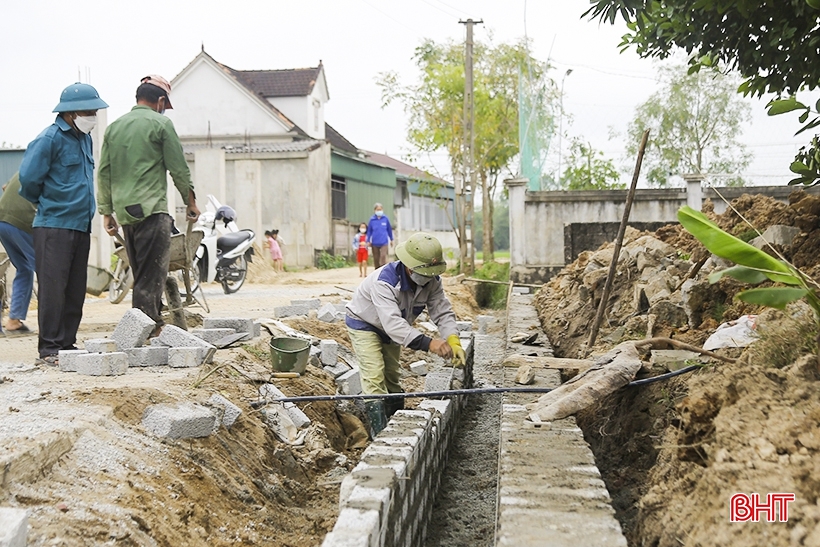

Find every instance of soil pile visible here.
[534,190,820,546]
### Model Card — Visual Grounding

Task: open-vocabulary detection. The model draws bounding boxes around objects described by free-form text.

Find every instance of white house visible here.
[167,49,332,267]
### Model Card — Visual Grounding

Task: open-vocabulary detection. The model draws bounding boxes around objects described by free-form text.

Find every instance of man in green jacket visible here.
[0,172,36,336]
[98,75,199,333]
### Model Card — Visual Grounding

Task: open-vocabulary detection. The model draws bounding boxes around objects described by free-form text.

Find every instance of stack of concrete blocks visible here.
[258,384,310,429]
[113,308,170,368]
[142,403,217,439]
[202,317,256,341]
[323,333,474,546]
[335,367,362,395]
[157,325,216,367]
[318,303,343,323]
[0,507,28,547]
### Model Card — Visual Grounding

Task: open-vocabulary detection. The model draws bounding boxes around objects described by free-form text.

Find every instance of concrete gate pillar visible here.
[505,177,528,270]
[684,173,704,211]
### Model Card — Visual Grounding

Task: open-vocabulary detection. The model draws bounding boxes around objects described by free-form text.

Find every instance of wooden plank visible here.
[502,354,594,371]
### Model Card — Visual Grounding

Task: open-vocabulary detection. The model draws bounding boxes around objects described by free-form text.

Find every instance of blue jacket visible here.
[19,115,96,233]
[367,213,393,246]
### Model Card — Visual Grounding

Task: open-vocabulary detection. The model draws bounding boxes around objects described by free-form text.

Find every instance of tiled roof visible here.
[364,151,451,186]
[325,123,359,154]
[223,65,322,98]
[182,141,323,155]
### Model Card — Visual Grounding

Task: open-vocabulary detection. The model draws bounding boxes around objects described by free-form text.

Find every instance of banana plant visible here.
[677,206,820,327]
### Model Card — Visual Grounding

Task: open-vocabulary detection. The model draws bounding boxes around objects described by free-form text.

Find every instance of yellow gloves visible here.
[447,334,466,367]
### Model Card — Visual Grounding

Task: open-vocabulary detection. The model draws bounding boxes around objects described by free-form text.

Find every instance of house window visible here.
[332,176,346,219]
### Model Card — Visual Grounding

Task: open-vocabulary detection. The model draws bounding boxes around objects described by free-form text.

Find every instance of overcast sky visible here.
[1,0,811,186]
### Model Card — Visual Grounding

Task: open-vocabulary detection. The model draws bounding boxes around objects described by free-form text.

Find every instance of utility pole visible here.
[556,68,572,187]
[458,18,482,274]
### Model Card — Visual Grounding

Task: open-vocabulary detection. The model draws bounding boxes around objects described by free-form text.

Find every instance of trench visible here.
[425,326,506,547]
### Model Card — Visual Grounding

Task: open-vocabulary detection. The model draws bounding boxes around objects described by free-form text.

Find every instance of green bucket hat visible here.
[53,83,108,113]
[395,232,446,276]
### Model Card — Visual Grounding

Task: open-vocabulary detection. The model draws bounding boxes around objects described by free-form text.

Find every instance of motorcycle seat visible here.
[217,230,253,252]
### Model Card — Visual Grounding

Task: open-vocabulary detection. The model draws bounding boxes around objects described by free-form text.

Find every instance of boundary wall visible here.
[321,332,474,547]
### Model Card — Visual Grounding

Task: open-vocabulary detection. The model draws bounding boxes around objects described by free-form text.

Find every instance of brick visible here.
[168,347,201,368]
[336,367,362,395]
[409,360,428,376]
[125,346,169,367]
[75,352,128,376]
[58,349,88,372]
[290,298,321,310]
[318,303,338,323]
[321,340,338,366]
[202,317,253,340]
[208,394,242,428]
[274,305,310,318]
[159,324,215,349]
[84,338,119,353]
[0,507,28,547]
[324,362,351,378]
[142,403,216,439]
[455,321,472,332]
[111,308,156,350]
[191,328,236,345]
[423,371,452,392]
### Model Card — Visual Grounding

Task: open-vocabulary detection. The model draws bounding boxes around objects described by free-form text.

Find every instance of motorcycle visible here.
[188,195,255,294]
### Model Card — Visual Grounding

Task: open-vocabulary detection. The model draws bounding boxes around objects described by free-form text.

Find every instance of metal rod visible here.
[587,129,650,352]
[251,386,556,408]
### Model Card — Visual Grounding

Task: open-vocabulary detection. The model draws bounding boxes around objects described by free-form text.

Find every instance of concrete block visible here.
[324,362,351,378]
[336,367,362,395]
[321,340,339,366]
[202,317,253,340]
[318,303,338,323]
[291,298,322,310]
[125,346,169,367]
[334,302,349,313]
[274,305,310,318]
[511,286,530,294]
[424,371,452,392]
[150,337,169,347]
[191,328,236,345]
[750,224,800,249]
[142,403,216,439]
[111,308,156,350]
[84,338,119,353]
[75,352,128,376]
[0,507,28,547]
[168,347,202,368]
[477,315,495,334]
[208,394,242,428]
[58,349,88,372]
[409,360,428,376]
[455,321,472,332]
[287,404,311,429]
[159,324,215,348]
[321,531,372,547]
[259,383,285,400]
[253,318,273,338]
[650,349,700,371]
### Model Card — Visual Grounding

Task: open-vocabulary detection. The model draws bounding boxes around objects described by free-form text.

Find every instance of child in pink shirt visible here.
[266,230,283,272]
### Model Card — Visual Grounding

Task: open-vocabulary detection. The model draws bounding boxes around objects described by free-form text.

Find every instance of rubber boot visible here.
[384,395,405,420]
[364,400,387,439]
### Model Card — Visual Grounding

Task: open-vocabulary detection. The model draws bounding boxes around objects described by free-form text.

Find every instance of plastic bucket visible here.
[269,337,311,374]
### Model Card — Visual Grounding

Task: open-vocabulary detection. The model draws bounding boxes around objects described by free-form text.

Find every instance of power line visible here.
[418,0,460,18]
[358,0,421,36]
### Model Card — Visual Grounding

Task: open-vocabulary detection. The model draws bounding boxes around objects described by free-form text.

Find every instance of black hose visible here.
[627,365,700,387]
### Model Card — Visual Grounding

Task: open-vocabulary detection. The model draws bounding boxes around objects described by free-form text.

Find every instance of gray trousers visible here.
[33,227,90,357]
[123,213,173,327]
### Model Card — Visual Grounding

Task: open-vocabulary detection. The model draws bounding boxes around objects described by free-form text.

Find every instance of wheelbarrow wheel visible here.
[178,258,201,295]
[108,259,132,304]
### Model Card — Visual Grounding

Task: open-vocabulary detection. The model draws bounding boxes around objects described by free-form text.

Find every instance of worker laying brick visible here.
[345,232,466,436]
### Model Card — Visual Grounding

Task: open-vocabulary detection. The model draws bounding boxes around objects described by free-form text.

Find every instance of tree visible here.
[585,0,820,185]
[378,38,555,263]
[561,138,624,190]
[626,63,751,187]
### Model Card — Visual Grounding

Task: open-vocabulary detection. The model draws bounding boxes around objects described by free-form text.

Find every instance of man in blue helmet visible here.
[19,82,108,366]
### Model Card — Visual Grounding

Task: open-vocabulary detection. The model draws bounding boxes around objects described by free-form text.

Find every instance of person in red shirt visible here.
[353,222,369,277]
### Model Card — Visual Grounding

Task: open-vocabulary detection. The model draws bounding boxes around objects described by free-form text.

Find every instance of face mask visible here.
[375,210,383,217]
[360,227,367,233]
[156,97,167,115]
[74,114,97,134]
[410,272,433,286]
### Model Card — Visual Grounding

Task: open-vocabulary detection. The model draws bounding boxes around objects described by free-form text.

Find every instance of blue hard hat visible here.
[52,82,108,113]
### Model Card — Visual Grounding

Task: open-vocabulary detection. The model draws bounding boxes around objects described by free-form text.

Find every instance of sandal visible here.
[35,355,59,367]
[5,323,33,337]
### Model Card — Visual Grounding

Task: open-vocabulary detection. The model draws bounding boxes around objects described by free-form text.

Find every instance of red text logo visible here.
[730,493,795,522]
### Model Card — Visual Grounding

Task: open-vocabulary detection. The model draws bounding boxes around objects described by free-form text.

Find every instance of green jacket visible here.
[0,172,36,234]
[97,105,194,226]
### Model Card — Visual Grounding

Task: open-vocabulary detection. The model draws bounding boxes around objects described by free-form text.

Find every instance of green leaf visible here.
[736,287,810,309]
[677,206,799,285]
[791,160,813,174]
[708,265,768,285]
[767,98,807,116]
[795,117,820,136]
[800,111,810,123]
